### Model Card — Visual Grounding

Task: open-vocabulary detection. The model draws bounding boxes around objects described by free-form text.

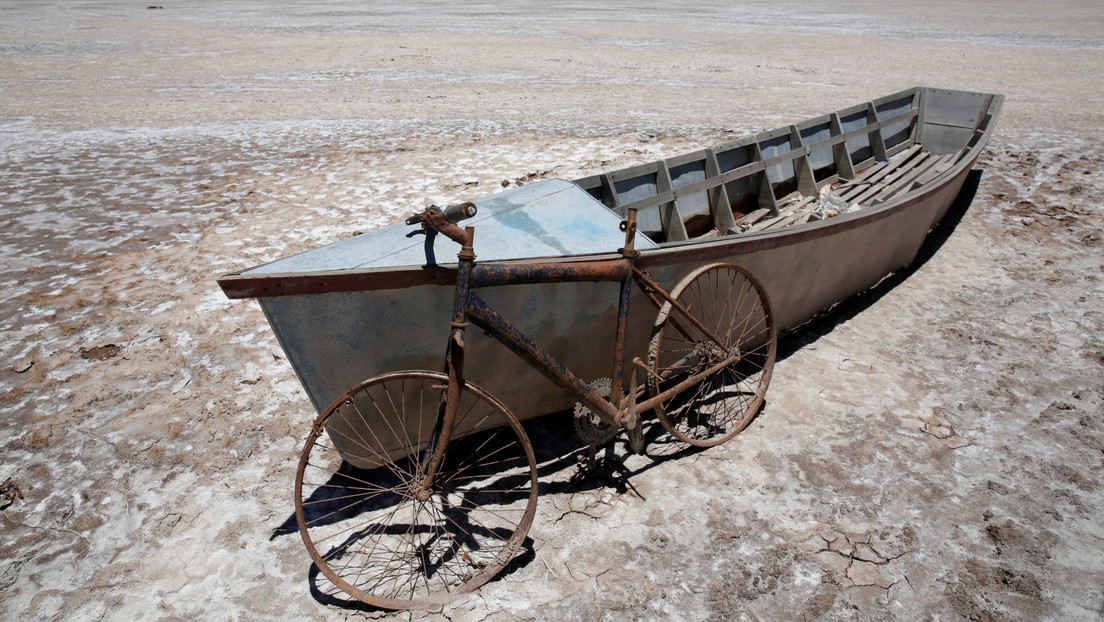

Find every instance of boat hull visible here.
[221,86,1002,424]
[255,155,975,421]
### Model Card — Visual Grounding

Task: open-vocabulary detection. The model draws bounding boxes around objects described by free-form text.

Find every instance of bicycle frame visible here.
[414,208,739,488]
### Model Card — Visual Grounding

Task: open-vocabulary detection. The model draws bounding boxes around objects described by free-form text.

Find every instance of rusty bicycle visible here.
[294,202,776,609]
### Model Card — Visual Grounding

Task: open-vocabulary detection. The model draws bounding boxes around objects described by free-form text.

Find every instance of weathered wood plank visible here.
[747,213,789,232]
[849,152,933,206]
[837,144,923,201]
[735,208,770,225]
[871,153,957,205]
[760,202,820,231]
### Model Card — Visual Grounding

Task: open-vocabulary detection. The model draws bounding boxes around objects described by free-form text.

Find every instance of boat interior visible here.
[573,87,1001,245]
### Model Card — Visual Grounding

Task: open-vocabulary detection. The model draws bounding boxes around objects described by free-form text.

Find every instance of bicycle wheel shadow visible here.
[271,403,712,611]
[301,539,538,614]
[525,409,716,499]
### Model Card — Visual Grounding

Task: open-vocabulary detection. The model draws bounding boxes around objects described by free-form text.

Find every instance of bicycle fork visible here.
[414,227,477,499]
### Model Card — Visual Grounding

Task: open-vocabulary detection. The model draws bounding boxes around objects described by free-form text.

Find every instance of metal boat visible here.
[218,86,1003,421]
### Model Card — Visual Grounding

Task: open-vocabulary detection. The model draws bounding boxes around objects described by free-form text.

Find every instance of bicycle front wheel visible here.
[648,263,777,447]
[295,370,538,610]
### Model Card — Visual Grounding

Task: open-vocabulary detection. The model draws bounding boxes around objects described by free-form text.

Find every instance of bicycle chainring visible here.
[573,378,619,446]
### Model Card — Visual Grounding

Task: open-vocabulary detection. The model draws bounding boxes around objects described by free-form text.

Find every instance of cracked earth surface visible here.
[2,2,1103,620]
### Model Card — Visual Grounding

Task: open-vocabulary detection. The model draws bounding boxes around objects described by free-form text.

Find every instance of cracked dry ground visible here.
[1,130,1102,621]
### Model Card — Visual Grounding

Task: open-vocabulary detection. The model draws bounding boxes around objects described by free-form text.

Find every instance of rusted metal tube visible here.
[471,260,628,288]
[608,210,640,404]
[608,273,633,409]
[419,227,475,489]
[633,266,728,352]
[421,209,474,249]
[631,353,739,415]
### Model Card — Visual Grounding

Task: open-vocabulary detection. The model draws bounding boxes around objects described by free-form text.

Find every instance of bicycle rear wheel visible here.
[295,370,538,610]
[648,263,776,447]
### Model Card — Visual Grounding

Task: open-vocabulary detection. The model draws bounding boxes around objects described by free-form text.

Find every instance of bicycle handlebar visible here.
[406,202,478,253]
[405,202,478,226]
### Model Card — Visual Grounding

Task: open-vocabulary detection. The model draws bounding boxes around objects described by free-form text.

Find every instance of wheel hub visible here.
[695,341,727,364]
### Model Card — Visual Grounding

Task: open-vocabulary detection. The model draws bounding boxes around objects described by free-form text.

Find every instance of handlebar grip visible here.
[405,202,478,226]
[443,202,477,223]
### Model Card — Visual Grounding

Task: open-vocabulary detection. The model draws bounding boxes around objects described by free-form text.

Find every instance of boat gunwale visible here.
[217,89,1003,301]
